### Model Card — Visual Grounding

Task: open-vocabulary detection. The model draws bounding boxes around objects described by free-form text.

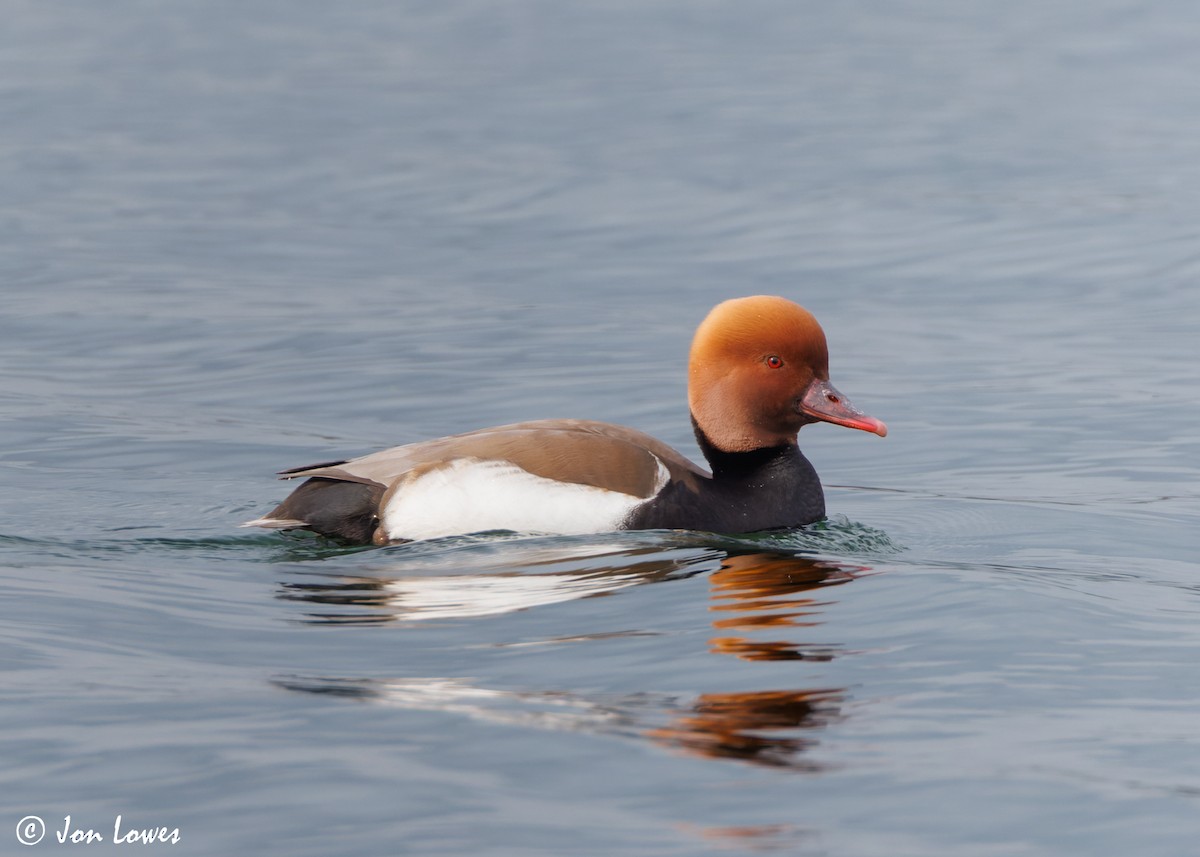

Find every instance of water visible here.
[3,1,1199,854]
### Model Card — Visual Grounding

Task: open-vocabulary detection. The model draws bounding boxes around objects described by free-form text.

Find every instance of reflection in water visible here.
[276,542,869,771]
[686,823,805,853]
[273,675,647,736]
[648,688,843,770]
[647,552,857,769]
[284,569,650,623]
[708,552,865,662]
[277,541,709,624]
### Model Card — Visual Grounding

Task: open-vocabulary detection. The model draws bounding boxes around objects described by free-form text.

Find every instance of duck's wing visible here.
[279,419,707,499]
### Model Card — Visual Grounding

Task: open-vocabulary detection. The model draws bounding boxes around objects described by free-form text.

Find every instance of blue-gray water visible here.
[3,2,1199,855]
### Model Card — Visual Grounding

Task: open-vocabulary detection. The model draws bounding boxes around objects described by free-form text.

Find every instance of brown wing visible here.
[280,419,706,498]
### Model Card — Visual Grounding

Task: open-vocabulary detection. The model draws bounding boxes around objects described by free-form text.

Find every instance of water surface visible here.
[2,1,1199,855]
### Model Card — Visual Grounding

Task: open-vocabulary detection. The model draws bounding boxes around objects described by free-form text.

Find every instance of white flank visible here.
[381,457,664,541]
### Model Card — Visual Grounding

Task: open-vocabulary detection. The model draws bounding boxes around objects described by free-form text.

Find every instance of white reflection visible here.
[379,570,645,621]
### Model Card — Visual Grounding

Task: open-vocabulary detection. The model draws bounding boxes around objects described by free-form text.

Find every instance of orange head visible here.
[688,296,887,453]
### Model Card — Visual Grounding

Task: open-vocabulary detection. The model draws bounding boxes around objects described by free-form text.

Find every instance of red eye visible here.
[766,355,784,369]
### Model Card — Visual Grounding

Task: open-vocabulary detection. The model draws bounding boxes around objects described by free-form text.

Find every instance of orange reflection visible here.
[708,552,865,662]
[649,551,867,769]
[678,822,804,852]
[648,687,843,770]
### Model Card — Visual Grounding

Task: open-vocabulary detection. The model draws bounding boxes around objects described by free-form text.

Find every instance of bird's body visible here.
[244,296,886,544]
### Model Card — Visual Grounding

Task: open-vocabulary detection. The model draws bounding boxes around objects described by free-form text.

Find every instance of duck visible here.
[242,295,887,545]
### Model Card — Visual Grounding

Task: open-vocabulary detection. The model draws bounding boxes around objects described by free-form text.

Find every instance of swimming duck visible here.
[243,295,886,544]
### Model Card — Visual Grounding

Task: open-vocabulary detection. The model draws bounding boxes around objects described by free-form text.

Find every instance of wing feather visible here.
[280,419,705,498]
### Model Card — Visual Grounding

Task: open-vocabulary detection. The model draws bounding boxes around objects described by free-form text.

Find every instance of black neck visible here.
[691,415,799,480]
[624,415,825,532]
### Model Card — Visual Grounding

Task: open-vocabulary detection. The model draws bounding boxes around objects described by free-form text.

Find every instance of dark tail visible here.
[244,478,384,544]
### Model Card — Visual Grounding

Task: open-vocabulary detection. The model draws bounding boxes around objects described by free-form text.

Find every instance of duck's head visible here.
[688,295,887,453]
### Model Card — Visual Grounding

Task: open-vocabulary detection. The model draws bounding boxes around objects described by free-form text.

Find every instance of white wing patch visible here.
[380,458,662,542]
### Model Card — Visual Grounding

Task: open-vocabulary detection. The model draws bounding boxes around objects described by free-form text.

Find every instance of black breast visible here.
[624,439,825,534]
